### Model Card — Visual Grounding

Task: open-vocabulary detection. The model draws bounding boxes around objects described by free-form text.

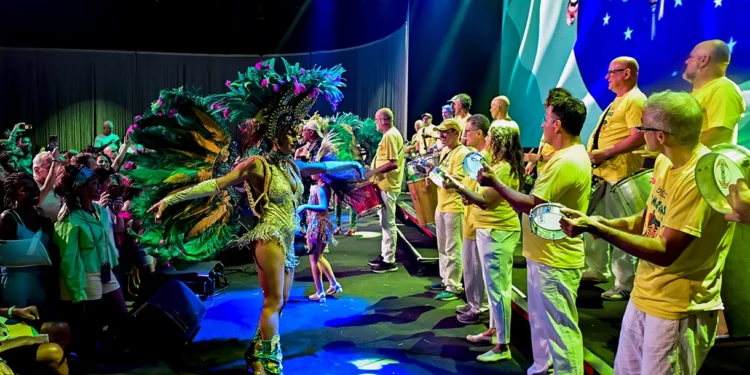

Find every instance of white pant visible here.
[615,301,718,375]
[435,211,463,294]
[378,190,399,264]
[462,239,487,312]
[584,182,636,289]
[526,259,584,375]
[477,229,519,344]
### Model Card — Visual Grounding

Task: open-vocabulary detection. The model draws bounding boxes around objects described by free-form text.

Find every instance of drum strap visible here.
[591,104,613,152]
[439,146,458,167]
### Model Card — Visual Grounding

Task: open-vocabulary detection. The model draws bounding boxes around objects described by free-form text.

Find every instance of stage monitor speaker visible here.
[124,279,207,352]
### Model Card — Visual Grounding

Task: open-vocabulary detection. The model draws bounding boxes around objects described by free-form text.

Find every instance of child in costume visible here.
[123,58,362,375]
[297,173,341,302]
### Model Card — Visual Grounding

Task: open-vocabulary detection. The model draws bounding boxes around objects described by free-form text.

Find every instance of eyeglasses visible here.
[606,68,628,76]
[636,126,672,134]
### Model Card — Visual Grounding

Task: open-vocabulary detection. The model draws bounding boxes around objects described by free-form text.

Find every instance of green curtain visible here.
[0,25,407,151]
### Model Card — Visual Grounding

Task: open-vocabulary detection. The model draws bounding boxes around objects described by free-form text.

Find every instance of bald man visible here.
[366,108,405,273]
[489,96,519,130]
[584,57,647,300]
[684,39,746,147]
[95,120,122,152]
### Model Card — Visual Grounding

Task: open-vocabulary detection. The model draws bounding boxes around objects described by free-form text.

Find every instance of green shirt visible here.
[53,204,119,303]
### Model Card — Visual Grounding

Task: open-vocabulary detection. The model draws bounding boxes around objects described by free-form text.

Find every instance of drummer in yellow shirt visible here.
[366,108,405,274]
[560,91,735,374]
[478,95,591,375]
[454,115,492,325]
[523,88,572,175]
[429,119,471,300]
[684,39,746,147]
[447,124,524,363]
[584,57,647,300]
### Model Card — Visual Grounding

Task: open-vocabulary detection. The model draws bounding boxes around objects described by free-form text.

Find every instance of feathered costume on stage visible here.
[123,58,345,263]
[122,58,346,375]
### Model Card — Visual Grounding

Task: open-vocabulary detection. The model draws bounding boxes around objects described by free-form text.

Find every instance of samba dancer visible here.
[448,118,525,362]
[583,57,647,300]
[429,119,471,300]
[560,91,736,374]
[132,59,361,375]
[455,114,492,324]
[684,40,746,147]
[366,108,405,274]
[478,94,590,374]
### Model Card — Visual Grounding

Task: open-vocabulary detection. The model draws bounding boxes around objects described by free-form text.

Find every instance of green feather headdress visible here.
[208,58,346,152]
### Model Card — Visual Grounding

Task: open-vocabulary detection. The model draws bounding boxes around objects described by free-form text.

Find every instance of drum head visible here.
[696,145,750,214]
[463,152,487,180]
[429,168,445,186]
[529,203,568,240]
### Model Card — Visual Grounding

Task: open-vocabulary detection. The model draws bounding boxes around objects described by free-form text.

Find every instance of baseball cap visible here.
[435,119,461,132]
[303,121,324,138]
[421,113,433,119]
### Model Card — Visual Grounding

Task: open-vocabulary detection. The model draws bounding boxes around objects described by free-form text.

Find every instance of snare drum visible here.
[529,203,568,240]
[462,152,488,180]
[609,169,654,218]
[343,182,383,217]
[696,144,750,214]
[407,178,439,225]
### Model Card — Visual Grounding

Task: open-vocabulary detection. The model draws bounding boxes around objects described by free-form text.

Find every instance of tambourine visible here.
[463,151,488,180]
[529,203,568,240]
[696,144,750,214]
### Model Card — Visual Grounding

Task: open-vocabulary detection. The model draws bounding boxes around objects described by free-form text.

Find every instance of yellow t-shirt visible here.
[455,113,471,141]
[691,77,746,144]
[587,87,647,183]
[436,144,471,213]
[471,160,521,232]
[423,124,438,149]
[462,178,478,240]
[370,126,405,192]
[522,144,591,269]
[537,135,556,171]
[632,150,736,320]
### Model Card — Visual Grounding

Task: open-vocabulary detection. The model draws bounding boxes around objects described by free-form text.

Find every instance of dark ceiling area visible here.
[0,0,408,54]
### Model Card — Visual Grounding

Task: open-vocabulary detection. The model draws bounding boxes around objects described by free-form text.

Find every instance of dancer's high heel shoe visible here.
[308,291,326,303]
[325,283,343,296]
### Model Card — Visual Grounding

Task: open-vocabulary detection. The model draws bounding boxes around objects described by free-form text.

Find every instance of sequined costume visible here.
[306,184,337,247]
[120,58,347,375]
[237,161,303,271]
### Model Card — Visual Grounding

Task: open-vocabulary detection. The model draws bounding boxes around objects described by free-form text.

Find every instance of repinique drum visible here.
[407,178,438,225]
[407,155,438,178]
[529,203,568,240]
[462,152,488,180]
[587,175,606,216]
[696,144,750,214]
[343,182,383,217]
[609,169,654,219]
[428,167,447,187]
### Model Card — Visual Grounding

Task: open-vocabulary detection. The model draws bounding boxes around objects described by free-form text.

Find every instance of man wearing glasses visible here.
[366,108,405,273]
[583,57,647,301]
[560,91,736,374]
[684,40,746,147]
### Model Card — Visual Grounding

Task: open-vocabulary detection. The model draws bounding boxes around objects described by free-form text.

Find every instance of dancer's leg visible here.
[308,241,325,295]
[318,255,337,287]
[254,241,286,340]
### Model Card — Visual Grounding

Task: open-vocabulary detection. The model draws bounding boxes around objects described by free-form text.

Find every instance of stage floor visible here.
[86,216,530,375]
[396,193,750,375]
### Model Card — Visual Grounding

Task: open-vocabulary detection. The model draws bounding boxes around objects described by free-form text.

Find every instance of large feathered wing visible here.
[122,88,242,262]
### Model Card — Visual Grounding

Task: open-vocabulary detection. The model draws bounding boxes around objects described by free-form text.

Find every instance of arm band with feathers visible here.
[163,179,221,206]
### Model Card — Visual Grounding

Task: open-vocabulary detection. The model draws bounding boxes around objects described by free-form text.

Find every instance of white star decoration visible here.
[603,13,610,26]
[624,27,633,40]
[674,0,682,7]
[714,0,722,7]
[728,37,737,54]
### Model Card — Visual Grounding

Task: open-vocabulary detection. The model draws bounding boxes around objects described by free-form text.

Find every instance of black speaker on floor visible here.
[123,279,207,352]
